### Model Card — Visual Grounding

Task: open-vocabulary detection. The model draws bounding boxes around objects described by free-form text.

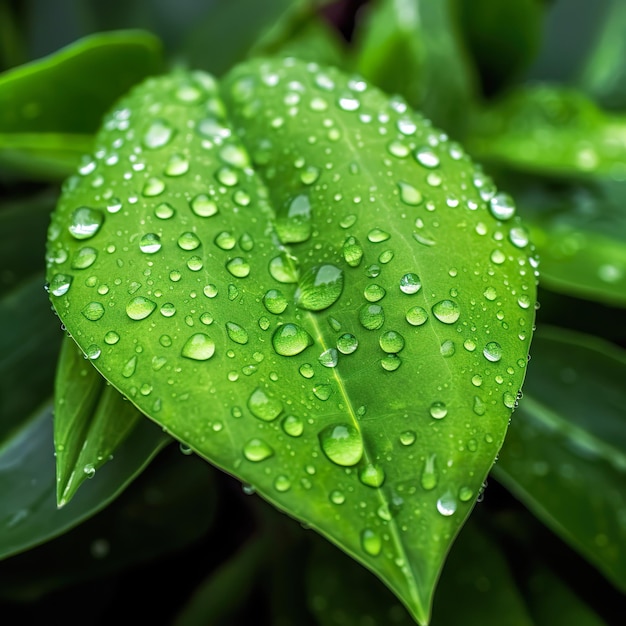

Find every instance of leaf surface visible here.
[495,326,626,590]
[46,59,536,624]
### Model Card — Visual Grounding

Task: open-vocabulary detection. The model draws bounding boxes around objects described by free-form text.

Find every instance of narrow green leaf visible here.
[0,30,163,134]
[494,326,626,590]
[467,85,626,179]
[54,337,147,506]
[353,0,478,134]
[46,60,536,624]
[577,0,626,110]
[515,180,626,306]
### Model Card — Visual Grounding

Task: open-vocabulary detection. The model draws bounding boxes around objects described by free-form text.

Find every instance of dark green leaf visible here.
[494,326,626,590]
[54,337,147,506]
[352,0,478,134]
[467,86,626,179]
[46,60,536,623]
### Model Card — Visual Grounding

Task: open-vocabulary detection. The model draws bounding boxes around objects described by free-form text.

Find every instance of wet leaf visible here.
[495,326,626,590]
[46,59,536,624]
[467,85,626,179]
[54,337,148,506]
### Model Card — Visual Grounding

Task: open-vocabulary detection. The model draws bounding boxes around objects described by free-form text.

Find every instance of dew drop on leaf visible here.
[247,387,283,421]
[296,264,344,311]
[359,463,386,488]
[420,454,438,490]
[68,207,104,240]
[272,323,312,356]
[243,438,274,462]
[282,415,304,437]
[126,296,156,320]
[483,341,503,362]
[436,490,457,516]
[318,423,363,466]
[361,528,382,556]
[432,299,460,324]
[359,304,385,330]
[336,333,358,355]
[181,333,215,361]
[226,322,249,344]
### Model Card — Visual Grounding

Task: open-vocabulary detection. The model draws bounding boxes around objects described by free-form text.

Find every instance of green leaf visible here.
[577,0,626,110]
[54,337,149,506]
[494,326,626,591]
[467,85,626,179]
[352,0,478,134]
[514,179,626,307]
[46,59,536,624]
[0,30,163,180]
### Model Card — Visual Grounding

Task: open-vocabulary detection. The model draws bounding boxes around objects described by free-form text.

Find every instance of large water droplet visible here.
[359,463,385,488]
[399,273,421,294]
[361,529,382,556]
[243,438,274,462]
[359,304,385,330]
[269,254,299,283]
[143,119,175,149]
[282,414,304,437]
[226,322,249,344]
[263,289,288,314]
[248,387,283,421]
[181,333,215,360]
[436,490,457,516]
[190,194,218,217]
[336,333,358,355]
[319,348,338,368]
[49,273,73,297]
[364,284,386,302]
[71,247,97,269]
[342,236,364,267]
[272,323,312,356]
[379,330,405,353]
[142,177,165,197]
[276,194,312,243]
[296,264,344,311]
[226,257,251,278]
[68,207,104,240]
[164,153,189,176]
[178,231,201,251]
[139,233,162,254]
[432,300,460,324]
[318,423,363,466]
[489,192,516,221]
[483,341,503,362]
[126,296,156,320]
[415,147,440,168]
[399,430,416,446]
[405,306,428,326]
[81,301,104,321]
[429,401,448,419]
[398,181,423,206]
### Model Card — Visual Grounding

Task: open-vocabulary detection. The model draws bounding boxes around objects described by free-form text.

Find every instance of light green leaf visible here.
[494,326,626,591]
[353,0,478,134]
[0,30,163,180]
[467,86,626,179]
[46,59,536,624]
[54,337,148,506]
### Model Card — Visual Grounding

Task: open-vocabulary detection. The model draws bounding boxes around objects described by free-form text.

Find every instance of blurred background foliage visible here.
[1,0,625,624]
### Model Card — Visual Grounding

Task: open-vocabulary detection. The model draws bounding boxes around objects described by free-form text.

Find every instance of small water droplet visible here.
[104,330,120,345]
[313,384,332,401]
[509,225,529,248]
[49,273,73,296]
[359,463,385,488]
[299,363,315,378]
[272,323,312,356]
[440,340,455,357]
[269,254,299,283]
[361,528,382,556]
[483,341,503,362]
[263,289,288,314]
[248,387,283,421]
[415,147,440,168]
[489,192,516,221]
[139,233,162,254]
[458,486,473,502]
[126,296,156,320]
[181,333,215,360]
[216,167,238,187]
[243,438,274,462]
[432,300,460,324]
[68,207,104,240]
[490,249,506,265]
[282,415,304,437]
[319,423,363,466]
[405,306,428,326]
[429,401,448,419]
[178,232,201,251]
[142,177,165,197]
[274,475,291,492]
[436,490,457,516]
[359,304,384,330]
[71,247,97,269]
[329,490,345,505]
[144,119,175,149]
[398,181,423,206]
[421,454,438,490]
[379,330,405,353]
[226,257,250,278]
[81,301,105,321]
[342,236,364,267]
[296,264,344,311]
[319,348,338,368]
[164,153,189,177]
[336,333,358,355]
[473,396,486,416]
[367,228,390,243]
[190,194,218,217]
[215,231,237,250]
[364,284,386,302]
[276,194,312,243]
[400,430,416,446]
[399,273,421,294]
[226,322,249,344]
[155,202,175,219]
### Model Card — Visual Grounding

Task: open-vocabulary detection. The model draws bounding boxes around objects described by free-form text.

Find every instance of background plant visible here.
[1,1,625,625]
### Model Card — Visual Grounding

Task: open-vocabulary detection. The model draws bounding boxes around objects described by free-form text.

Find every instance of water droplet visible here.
[226,322,249,344]
[472,374,483,387]
[81,302,105,321]
[381,354,401,371]
[473,396,486,416]
[104,330,120,345]
[215,231,236,250]
[68,207,104,240]
[248,387,283,421]
[517,294,531,309]
[216,167,238,187]
[387,140,410,158]
[126,296,156,320]
[503,391,516,409]
[181,333,215,360]
[276,194,312,243]
[400,430,416,446]
[122,355,137,378]
[367,228,390,243]
[429,401,448,419]
[338,94,360,111]
[300,166,320,185]
[142,177,165,197]
[359,463,385,488]
[490,249,506,265]
[239,232,254,251]
[436,491,457,516]
[274,475,291,492]
[432,300,460,324]
[359,304,384,330]
[361,529,382,556]
[155,202,175,219]
[421,454,438,490]
[509,225,529,248]
[415,147,440,168]
[263,289,288,314]
[243,438,274,462]
[329,490,345,505]
[220,144,249,169]
[363,284,386,303]
[399,273,421,294]
[342,236,364,267]
[71,247,97,269]
[187,256,203,271]
[319,423,363,466]
[178,231,201,251]
[483,341,503,362]
[272,323,312,356]
[489,192,516,221]
[164,153,189,177]
[458,486,473,502]
[398,181,423,206]
[269,254,299,283]
[440,340,455,357]
[143,119,175,149]
[313,384,332,401]
[319,348,338,368]
[139,233,162,254]
[49,273,73,296]
[296,264,344,311]
[226,257,250,278]
[190,194,218,217]
[299,363,314,378]
[379,330,404,353]
[336,333,358,355]
[405,306,428,326]
[282,415,304,437]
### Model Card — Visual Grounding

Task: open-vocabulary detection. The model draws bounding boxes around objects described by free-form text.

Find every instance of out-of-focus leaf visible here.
[0,30,162,134]
[524,562,607,626]
[46,60,536,625]
[513,179,626,306]
[307,516,534,626]
[0,446,213,600]
[0,190,56,296]
[182,0,301,77]
[578,0,626,110]
[467,85,626,179]
[494,326,626,591]
[352,0,478,134]
[54,337,147,506]
[449,0,543,96]
[0,0,26,71]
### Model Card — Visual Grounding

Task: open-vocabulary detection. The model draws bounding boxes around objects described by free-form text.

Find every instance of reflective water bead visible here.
[363,284,386,302]
[181,333,215,360]
[190,194,218,217]
[483,341,503,362]
[226,257,251,278]
[336,333,358,355]
[81,302,104,321]
[142,177,165,197]
[381,354,401,371]
[398,181,423,206]
[215,231,236,250]
[359,304,385,330]
[429,401,448,419]
[379,330,405,353]
[361,529,382,557]
[272,323,312,356]
[165,153,189,176]
[178,231,201,251]
[139,233,162,254]
[248,387,283,421]
[226,322,249,344]
[243,438,274,462]
[282,415,304,437]
[359,464,385,488]
[159,302,176,317]
[68,207,104,240]
[399,273,421,294]
[436,491,457,516]
[319,348,338,368]
[318,423,363,466]
[296,264,344,311]
[489,192,516,221]
[104,330,120,345]
[71,246,98,269]
[263,289,288,314]
[143,119,175,148]
[342,236,364,267]
[155,202,175,219]
[400,430,416,446]
[415,147,440,168]
[406,306,428,326]
[420,454,438,490]
[126,296,156,320]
